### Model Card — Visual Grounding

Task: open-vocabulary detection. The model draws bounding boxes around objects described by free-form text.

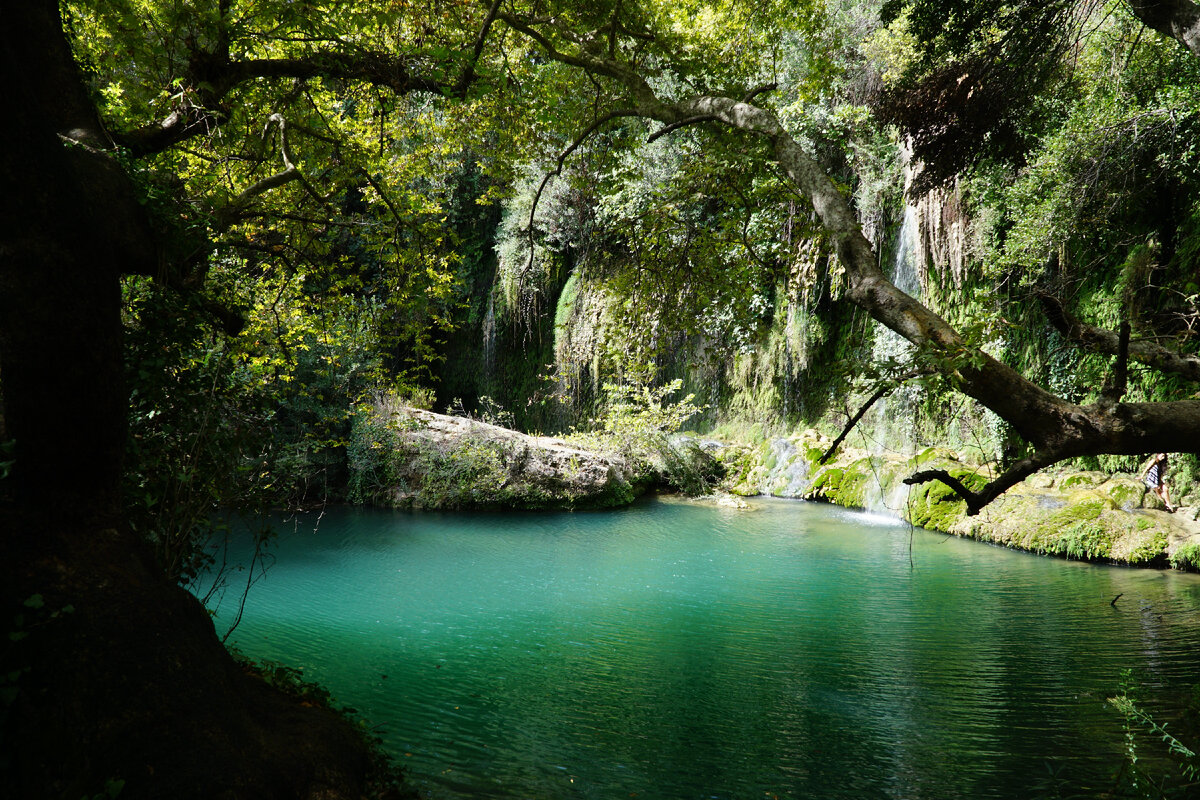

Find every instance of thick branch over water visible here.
[499,9,1200,510]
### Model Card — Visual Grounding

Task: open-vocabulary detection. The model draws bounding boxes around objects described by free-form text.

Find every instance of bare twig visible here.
[820,369,932,464]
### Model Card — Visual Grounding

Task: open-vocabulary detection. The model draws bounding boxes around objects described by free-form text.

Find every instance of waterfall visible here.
[864,203,922,516]
[762,438,811,498]
[891,204,920,295]
[482,294,497,383]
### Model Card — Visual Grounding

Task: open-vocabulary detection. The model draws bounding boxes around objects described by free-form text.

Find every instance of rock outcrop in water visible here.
[719,430,1200,569]
[355,406,644,510]
[351,404,719,510]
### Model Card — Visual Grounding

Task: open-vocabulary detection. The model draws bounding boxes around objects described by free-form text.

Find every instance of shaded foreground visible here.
[211,500,1200,800]
[0,511,409,799]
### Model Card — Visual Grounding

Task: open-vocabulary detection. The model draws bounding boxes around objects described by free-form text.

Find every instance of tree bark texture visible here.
[1128,0,1200,59]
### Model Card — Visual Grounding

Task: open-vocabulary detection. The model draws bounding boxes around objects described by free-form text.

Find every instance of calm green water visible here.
[206,498,1200,799]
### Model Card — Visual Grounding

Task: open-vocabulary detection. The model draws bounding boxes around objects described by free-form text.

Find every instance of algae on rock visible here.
[718,427,1197,569]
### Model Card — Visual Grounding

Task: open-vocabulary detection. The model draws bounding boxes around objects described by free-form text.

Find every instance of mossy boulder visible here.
[356,407,643,510]
[905,467,988,532]
[912,446,961,468]
[711,443,757,495]
[804,466,845,501]
[1097,477,1148,511]
[1024,473,1056,489]
[949,488,1175,565]
[1058,471,1107,490]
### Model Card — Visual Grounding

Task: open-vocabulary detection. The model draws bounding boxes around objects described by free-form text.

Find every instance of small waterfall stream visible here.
[482,293,497,383]
[864,203,923,516]
[762,437,811,497]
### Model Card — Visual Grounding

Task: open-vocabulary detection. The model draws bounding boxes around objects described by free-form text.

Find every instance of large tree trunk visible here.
[1128,0,1200,59]
[0,3,383,797]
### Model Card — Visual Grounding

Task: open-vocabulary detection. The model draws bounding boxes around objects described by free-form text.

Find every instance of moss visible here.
[902,467,987,532]
[906,479,967,532]
[912,447,958,468]
[1050,495,1106,524]
[1103,479,1148,510]
[1055,521,1116,560]
[1171,542,1200,571]
[747,423,767,446]
[1020,496,1107,554]
[1122,526,1168,564]
[834,458,876,508]
[806,466,845,501]
[1007,497,1169,563]
[1059,471,1106,490]
[713,444,756,491]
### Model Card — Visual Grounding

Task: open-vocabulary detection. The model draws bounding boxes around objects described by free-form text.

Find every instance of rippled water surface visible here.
[206,498,1200,799]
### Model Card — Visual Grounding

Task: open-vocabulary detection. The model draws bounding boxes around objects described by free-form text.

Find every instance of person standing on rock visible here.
[1140,452,1175,513]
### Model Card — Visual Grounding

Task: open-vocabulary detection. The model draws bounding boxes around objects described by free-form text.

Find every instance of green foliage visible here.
[82,778,126,800]
[1108,670,1200,797]
[1170,542,1200,572]
[346,395,415,506]
[597,379,704,439]
[1057,521,1117,561]
[3,594,76,747]
[53,0,1200,559]
[566,378,718,495]
[347,392,648,509]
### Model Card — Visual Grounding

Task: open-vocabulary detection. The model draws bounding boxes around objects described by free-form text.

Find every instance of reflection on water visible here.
[202,498,1200,799]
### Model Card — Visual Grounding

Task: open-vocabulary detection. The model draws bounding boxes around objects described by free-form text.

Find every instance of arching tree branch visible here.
[522,108,639,273]
[499,7,1200,512]
[458,0,505,93]
[1039,291,1200,382]
[905,451,1066,516]
[112,51,469,158]
[215,113,303,229]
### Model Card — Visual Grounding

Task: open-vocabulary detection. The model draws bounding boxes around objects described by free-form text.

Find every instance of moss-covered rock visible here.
[717,428,1200,569]
[353,406,644,510]
[710,424,1200,569]
[1024,473,1056,489]
[1099,477,1148,511]
[1058,471,1108,490]
[1170,539,1200,570]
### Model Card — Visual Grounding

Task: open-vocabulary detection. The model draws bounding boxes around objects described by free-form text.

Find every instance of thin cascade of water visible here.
[482,293,497,382]
[762,437,811,497]
[864,204,922,516]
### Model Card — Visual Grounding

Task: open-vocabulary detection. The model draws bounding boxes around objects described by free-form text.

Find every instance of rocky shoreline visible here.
[356,407,1200,570]
[718,430,1200,570]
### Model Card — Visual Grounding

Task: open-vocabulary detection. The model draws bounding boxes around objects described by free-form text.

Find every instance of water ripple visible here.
[206,499,1200,800]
